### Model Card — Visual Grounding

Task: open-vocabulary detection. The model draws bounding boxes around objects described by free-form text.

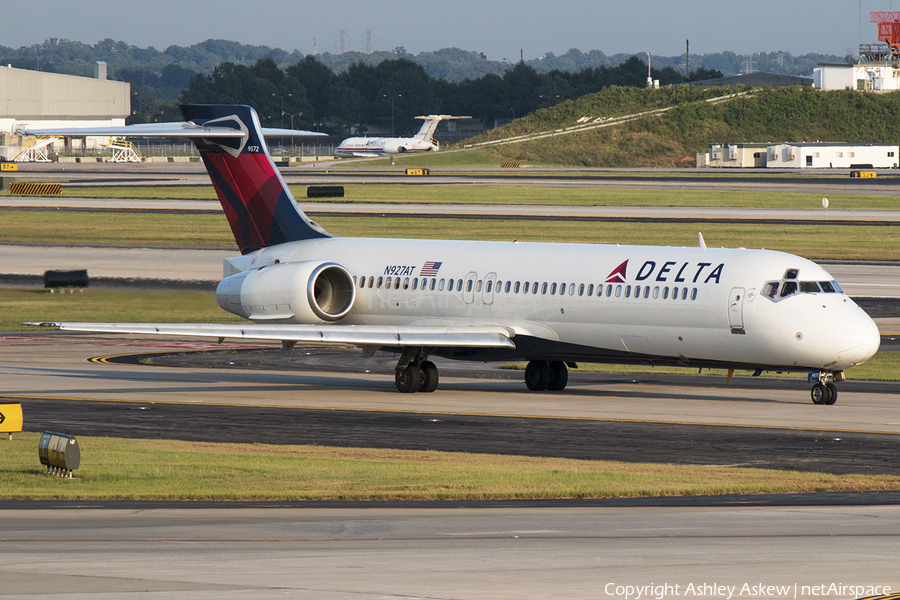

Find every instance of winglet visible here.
[698,232,707,250]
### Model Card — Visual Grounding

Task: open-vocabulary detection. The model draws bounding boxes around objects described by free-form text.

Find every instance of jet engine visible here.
[381,141,408,154]
[216,261,356,323]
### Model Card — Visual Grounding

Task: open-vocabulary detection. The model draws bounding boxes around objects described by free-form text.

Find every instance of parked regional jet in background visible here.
[334,115,471,157]
[25,105,880,404]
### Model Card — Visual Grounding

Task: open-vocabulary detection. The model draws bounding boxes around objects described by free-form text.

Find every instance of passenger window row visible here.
[352,275,700,301]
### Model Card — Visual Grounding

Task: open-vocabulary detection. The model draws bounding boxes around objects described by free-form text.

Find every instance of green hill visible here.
[465,86,900,168]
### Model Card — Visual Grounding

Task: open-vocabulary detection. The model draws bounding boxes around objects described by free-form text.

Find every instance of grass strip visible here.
[1,288,243,331]
[0,211,896,260]
[23,182,900,210]
[3,432,898,501]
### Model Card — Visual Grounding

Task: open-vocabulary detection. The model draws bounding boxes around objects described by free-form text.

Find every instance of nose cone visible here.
[835,309,881,367]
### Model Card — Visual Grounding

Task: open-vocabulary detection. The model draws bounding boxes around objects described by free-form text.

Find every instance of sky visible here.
[0,0,895,60]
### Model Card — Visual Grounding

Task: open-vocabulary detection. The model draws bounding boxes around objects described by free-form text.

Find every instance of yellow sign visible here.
[850,170,876,178]
[0,162,18,171]
[405,168,430,176]
[0,404,23,433]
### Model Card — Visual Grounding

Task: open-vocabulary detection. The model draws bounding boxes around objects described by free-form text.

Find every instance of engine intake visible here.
[217,261,355,323]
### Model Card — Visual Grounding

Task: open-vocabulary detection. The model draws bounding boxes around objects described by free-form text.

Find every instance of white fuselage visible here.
[334,136,437,157]
[220,237,881,373]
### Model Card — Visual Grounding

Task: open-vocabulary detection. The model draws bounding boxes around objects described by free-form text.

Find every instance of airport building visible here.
[813,62,900,91]
[699,142,899,169]
[0,64,130,160]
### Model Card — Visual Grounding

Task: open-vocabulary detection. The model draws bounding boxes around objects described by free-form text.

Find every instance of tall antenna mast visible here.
[685,39,690,77]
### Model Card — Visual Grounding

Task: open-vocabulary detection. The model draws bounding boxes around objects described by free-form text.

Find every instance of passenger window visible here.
[663,287,669,299]
[466,280,474,292]
[485,281,492,293]
[514,281,521,293]
[762,281,778,298]
[551,283,558,295]
[625,285,631,298]
[476,280,483,293]
[799,281,821,293]
[412,279,418,290]
[403,277,410,290]
[395,278,401,290]
[653,286,659,299]
[523,281,530,294]
[633,285,640,298]
[643,286,650,299]
[691,288,698,300]
[541,282,548,295]
[384,277,391,288]
[439,279,445,291]
[681,287,688,300]
[615,285,622,298]
[430,279,436,291]
[377,276,384,288]
[780,281,798,297]
[587,284,593,296]
[672,286,679,299]
[505,281,511,293]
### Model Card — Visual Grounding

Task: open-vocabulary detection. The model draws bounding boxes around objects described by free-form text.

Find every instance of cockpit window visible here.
[780,281,798,297]
[764,276,843,302]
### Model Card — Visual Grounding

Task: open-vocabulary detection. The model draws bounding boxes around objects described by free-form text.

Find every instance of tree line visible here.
[179,56,723,135]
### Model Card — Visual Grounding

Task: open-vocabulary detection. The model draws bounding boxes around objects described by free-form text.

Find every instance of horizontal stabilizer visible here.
[20,123,326,139]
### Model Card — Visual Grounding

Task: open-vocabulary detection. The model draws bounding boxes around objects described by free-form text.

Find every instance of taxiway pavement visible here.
[2,505,899,599]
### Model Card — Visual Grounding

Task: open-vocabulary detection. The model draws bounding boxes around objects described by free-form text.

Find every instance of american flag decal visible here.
[419,261,443,276]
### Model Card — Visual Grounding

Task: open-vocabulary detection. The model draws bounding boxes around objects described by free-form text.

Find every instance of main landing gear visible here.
[394,349,439,393]
[524,360,569,391]
[809,371,842,405]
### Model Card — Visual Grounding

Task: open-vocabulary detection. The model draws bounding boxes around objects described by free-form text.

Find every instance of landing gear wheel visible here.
[824,382,838,405]
[811,382,829,405]
[395,364,422,393]
[548,361,568,391]
[524,360,551,391]
[419,361,439,393]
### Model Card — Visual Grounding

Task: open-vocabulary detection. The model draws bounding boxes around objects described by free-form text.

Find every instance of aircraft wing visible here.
[19,123,326,138]
[25,322,516,349]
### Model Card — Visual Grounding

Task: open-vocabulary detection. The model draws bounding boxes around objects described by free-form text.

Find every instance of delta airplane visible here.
[334,114,470,157]
[25,105,880,405]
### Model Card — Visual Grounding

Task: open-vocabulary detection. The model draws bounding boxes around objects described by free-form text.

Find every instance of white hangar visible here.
[0,64,130,160]
[700,142,898,169]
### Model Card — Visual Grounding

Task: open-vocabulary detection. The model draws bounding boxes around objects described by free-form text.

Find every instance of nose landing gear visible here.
[809,371,841,405]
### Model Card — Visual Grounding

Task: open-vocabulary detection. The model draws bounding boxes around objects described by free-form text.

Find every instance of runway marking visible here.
[4,392,900,437]
[2,532,899,542]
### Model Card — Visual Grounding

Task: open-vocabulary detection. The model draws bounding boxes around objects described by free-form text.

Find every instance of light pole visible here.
[383,94,401,136]
[285,112,303,156]
[273,93,292,127]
